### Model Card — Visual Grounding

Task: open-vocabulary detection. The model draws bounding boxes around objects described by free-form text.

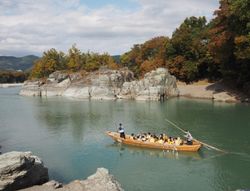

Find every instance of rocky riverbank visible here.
[0,151,123,191]
[19,68,249,103]
[20,68,179,101]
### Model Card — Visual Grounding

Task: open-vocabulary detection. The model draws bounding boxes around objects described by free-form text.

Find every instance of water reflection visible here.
[35,99,85,141]
[107,142,203,160]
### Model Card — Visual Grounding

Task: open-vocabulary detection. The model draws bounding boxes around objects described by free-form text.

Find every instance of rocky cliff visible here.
[20,68,179,101]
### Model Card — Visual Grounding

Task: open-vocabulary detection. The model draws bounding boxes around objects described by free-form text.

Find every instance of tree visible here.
[30,45,119,79]
[0,71,27,83]
[208,0,250,87]
[67,44,82,71]
[30,48,66,78]
[166,16,214,82]
[120,37,169,77]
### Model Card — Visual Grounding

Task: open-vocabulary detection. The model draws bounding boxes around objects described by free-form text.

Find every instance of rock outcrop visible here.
[0,151,49,191]
[20,68,179,101]
[120,68,178,100]
[20,168,123,191]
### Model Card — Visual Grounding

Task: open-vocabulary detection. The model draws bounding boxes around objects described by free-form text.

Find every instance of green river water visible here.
[0,87,250,191]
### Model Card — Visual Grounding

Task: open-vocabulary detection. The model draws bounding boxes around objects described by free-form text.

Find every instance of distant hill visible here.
[0,55,39,71]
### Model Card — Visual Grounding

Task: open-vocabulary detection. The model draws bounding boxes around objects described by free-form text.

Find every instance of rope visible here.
[164,118,227,153]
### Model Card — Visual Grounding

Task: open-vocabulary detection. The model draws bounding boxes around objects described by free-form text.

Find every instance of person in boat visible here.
[118,123,125,139]
[159,134,163,140]
[130,133,135,140]
[149,135,155,143]
[157,138,164,144]
[184,130,193,145]
[141,135,147,141]
[169,137,174,144]
[162,133,168,142]
[146,132,151,139]
[153,134,158,141]
[136,134,141,140]
[174,137,182,146]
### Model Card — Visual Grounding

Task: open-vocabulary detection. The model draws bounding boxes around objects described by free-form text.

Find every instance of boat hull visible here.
[106,131,202,152]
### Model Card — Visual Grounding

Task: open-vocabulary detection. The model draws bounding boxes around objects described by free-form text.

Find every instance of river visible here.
[0,87,250,191]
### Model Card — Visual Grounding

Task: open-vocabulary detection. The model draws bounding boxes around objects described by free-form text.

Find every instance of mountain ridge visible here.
[0,55,39,71]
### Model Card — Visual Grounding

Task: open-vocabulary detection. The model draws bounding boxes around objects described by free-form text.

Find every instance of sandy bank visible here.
[177,80,249,103]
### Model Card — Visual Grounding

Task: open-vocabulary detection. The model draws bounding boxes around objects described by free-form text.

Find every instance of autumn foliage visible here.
[208,0,250,87]
[120,37,169,77]
[30,45,118,79]
[121,0,250,90]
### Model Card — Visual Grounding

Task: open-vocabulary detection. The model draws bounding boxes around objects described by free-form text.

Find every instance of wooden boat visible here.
[106,131,202,152]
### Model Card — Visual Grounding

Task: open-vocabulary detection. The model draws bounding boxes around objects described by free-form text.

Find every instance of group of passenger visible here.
[118,123,193,145]
[129,132,183,146]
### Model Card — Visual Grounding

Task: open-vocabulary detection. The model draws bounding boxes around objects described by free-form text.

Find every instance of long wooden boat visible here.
[106,131,202,152]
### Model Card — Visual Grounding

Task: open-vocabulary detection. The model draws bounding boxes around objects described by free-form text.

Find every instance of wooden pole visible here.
[164,118,227,153]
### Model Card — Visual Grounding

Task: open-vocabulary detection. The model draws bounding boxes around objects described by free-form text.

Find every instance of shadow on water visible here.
[106,142,204,160]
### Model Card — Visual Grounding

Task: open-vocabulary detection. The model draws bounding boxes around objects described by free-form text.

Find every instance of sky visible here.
[0,0,219,57]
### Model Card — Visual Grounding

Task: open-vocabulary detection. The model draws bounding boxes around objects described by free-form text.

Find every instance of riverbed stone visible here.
[0,151,49,191]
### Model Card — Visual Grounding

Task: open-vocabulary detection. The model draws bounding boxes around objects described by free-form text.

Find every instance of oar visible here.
[164,118,227,153]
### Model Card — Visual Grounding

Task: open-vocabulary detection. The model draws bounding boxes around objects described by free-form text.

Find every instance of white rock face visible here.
[120,68,179,100]
[19,81,41,96]
[20,68,179,101]
[0,151,49,191]
[63,87,90,99]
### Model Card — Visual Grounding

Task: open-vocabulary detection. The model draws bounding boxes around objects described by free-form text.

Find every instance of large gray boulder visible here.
[0,151,49,191]
[120,68,179,100]
[80,168,123,191]
[19,81,42,96]
[20,168,123,191]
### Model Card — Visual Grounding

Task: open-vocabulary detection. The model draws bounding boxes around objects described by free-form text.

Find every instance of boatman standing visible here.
[118,123,125,139]
[184,130,193,145]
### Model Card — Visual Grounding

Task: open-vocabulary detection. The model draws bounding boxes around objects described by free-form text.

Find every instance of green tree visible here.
[166,16,214,82]
[67,44,82,71]
[30,48,66,78]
